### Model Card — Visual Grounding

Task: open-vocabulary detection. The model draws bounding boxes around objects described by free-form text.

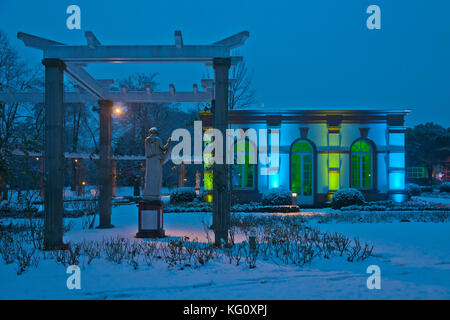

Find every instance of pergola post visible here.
[97,100,114,229]
[42,58,65,249]
[39,157,44,199]
[112,159,117,197]
[212,57,231,245]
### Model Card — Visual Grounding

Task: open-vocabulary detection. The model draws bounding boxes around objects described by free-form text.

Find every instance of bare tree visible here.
[195,60,257,111]
[0,29,40,199]
[228,61,257,110]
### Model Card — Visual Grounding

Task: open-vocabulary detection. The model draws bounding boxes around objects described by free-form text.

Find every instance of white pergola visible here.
[10,30,249,248]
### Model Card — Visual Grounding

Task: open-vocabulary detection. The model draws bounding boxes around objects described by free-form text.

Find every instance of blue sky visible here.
[1,0,449,126]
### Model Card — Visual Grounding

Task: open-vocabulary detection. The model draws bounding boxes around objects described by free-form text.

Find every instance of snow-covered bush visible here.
[420,185,434,193]
[406,183,421,198]
[439,182,450,193]
[331,188,365,209]
[230,214,374,264]
[165,201,212,213]
[232,203,299,213]
[339,199,448,212]
[170,187,197,203]
[261,188,292,205]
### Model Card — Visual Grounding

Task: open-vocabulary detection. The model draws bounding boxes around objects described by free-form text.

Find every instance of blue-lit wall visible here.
[225,112,407,205]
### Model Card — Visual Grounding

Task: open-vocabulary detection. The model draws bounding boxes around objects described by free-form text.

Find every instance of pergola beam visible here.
[0,90,213,103]
[65,64,106,99]
[18,32,107,99]
[213,31,250,49]
[43,45,234,63]
[17,32,64,49]
[18,31,247,65]
[85,31,101,49]
[174,30,183,49]
[10,149,146,161]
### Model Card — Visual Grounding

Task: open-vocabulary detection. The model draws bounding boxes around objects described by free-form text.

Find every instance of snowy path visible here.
[0,205,449,299]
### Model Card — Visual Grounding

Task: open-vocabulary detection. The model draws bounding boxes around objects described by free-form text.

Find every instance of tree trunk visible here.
[70,106,82,191]
[70,160,77,191]
[0,174,6,201]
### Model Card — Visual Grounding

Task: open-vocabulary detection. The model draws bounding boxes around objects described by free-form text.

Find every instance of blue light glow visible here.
[270,174,279,189]
[391,193,407,203]
[389,172,405,190]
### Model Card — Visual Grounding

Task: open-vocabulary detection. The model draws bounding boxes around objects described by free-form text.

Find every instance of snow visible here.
[0,204,449,300]
[414,196,450,206]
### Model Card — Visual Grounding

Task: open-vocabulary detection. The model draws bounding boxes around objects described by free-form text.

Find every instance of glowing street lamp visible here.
[113,105,122,115]
[291,192,298,205]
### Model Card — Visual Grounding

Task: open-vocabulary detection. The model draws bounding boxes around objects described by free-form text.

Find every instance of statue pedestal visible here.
[136,200,165,238]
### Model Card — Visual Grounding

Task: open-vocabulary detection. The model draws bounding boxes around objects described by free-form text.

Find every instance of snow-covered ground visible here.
[413,196,450,206]
[0,204,449,300]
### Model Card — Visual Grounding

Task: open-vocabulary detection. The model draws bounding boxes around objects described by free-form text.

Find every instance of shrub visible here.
[406,183,421,198]
[331,188,365,209]
[170,187,197,203]
[439,182,450,193]
[261,188,292,205]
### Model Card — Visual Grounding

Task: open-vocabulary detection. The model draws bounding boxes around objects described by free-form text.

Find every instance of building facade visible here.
[200,108,410,206]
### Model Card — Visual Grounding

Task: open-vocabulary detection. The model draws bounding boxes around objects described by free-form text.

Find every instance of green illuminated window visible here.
[351,140,373,189]
[232,140,255,189]
[291,141,313,197]
[407,167,426,178]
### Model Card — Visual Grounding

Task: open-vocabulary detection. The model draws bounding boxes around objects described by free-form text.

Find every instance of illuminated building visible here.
[200,108,410,206]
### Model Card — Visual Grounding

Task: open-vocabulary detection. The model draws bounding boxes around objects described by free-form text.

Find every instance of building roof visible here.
[228,107,411,116]
[199,107,410,126]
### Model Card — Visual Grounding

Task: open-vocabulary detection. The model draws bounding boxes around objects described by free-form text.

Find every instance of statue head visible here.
[149,127,159,136]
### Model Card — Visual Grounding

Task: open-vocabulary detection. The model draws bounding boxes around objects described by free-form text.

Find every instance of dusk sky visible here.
[1,0,449,127]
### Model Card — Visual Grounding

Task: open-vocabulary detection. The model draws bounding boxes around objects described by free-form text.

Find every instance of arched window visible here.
[291,140,314,204]
[351,140,374,189]
[232,140,256,189]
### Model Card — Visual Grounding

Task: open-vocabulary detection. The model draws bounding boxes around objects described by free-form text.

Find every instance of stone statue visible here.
[143,127,171,201]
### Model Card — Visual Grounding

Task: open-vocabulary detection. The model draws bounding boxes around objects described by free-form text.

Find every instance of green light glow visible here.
[204,170,213,190]
[232,140,255,189]
[328,153,340,168]
[351,140,373,189]
[329,171,340,190]
[291,141,313,196]
[328,133,340,147]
